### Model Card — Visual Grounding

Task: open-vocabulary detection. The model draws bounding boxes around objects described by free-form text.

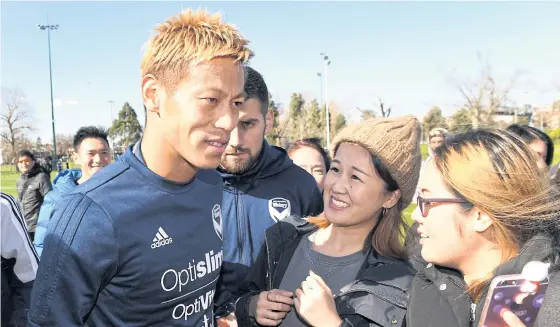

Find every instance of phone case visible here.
[478,274,549,327]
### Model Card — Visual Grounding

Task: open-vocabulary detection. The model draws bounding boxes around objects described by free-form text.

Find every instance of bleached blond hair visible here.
[141,9,254,92]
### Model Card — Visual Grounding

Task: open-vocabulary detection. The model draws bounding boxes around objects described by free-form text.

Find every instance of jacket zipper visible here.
[447,277,476,326]
[470,303,477,326]
[234,186,245,265]
[265,235,274,290]
[334,284,407,310]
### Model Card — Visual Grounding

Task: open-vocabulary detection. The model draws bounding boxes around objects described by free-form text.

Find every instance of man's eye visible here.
[241,121,253,128]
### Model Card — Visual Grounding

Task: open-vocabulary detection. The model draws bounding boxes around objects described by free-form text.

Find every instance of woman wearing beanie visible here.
[233,116,422,327]
[406,129,560,327]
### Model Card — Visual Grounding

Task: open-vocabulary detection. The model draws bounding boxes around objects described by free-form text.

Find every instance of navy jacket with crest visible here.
[215,141,323,316]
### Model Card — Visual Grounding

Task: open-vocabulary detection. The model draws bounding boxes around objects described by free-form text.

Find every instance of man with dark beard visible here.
[215,67,323,321]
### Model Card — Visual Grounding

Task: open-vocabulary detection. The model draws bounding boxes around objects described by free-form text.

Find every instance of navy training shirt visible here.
[29,144,225,326]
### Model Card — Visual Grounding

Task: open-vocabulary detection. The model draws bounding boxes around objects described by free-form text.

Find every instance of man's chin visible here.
[219,161,250,174]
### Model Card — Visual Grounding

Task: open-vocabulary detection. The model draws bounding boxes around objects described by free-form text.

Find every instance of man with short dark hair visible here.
[16,150,52,241]
[215,67,323,319]
[34,126,111,257]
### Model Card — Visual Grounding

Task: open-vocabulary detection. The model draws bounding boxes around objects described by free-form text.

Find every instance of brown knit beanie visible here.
[331,115,422,205]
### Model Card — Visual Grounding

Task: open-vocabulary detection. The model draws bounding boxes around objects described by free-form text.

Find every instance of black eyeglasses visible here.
[416,193,469,218]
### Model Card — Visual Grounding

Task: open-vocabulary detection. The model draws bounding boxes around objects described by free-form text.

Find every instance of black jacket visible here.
[235,216,415,327]
[405,222,560,327]
[16,164,52,233]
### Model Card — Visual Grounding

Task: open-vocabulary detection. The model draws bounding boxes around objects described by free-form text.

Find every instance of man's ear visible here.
[141,74,162,117]
[72,151,80,166]
[265,108,274,134]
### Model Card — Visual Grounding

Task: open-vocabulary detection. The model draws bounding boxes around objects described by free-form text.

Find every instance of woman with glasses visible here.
[406,129,560,327]
[233,116,422,327]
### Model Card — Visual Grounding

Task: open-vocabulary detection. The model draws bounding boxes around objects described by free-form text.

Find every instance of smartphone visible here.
[478,274,549,327]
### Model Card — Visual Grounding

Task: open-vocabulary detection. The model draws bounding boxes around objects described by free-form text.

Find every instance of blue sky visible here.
[2,1,560,141]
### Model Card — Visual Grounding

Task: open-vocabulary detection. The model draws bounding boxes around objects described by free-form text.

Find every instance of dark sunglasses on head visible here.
[416,193,469,218]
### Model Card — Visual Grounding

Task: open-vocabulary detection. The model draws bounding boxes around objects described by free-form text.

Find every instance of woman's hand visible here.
[254,289,294,326]
[294,271,342,327]
[502,310,527,327]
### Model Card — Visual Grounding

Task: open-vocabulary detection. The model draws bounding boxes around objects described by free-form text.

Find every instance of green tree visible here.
[332,113,347,138]
[449,109,473,134]
[548,128,560,143]
[305,99,323,138]
[288,93,305,141]
[422,106,448,141]
[265,94,282,146]
[109,102,143,149]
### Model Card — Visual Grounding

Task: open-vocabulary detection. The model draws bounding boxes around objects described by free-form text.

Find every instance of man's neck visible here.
[140,131,197,183]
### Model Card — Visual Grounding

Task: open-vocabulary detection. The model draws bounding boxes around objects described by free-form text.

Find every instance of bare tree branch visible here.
[449,55,521,128]
[1,87,33,162]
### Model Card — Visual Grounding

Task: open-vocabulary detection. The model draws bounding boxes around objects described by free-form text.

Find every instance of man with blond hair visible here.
[29,9,252,326]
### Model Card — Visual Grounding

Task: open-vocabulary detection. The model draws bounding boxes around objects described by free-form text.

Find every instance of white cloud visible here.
[54,98,80,108]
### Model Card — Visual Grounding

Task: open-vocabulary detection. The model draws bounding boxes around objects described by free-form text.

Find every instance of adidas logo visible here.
[151,227,173,249]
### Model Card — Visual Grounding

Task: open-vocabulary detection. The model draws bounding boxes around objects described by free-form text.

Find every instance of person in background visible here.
[234,116,422,327]
[34,126,111,257]
[287,138,330,192]
[215,67,323,322]
[1,192,39,327]
[28,9,252,326]
[15,150,52,241]
[426,128,448,163]
[407,129,560,327]
[506,124,554,170]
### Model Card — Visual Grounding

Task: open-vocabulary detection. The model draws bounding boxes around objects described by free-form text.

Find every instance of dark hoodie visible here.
[405,222,560,327]
[16,163,52,233]
[215,141,323,316]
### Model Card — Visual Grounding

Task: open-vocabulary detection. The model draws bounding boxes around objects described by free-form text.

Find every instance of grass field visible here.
[0,163,77,197]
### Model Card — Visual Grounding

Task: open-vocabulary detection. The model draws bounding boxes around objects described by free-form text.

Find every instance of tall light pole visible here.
[320,53,332,151]
[37,22,59,166]
[108,100,115,123]
[108,100,115,160]
[317,72,323,107]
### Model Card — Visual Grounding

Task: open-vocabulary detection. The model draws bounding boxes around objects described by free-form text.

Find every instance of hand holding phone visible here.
[478,261,550,327]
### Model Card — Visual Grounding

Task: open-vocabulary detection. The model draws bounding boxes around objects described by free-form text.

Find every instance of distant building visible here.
[533,107,560,130]
[492,105,534,127]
